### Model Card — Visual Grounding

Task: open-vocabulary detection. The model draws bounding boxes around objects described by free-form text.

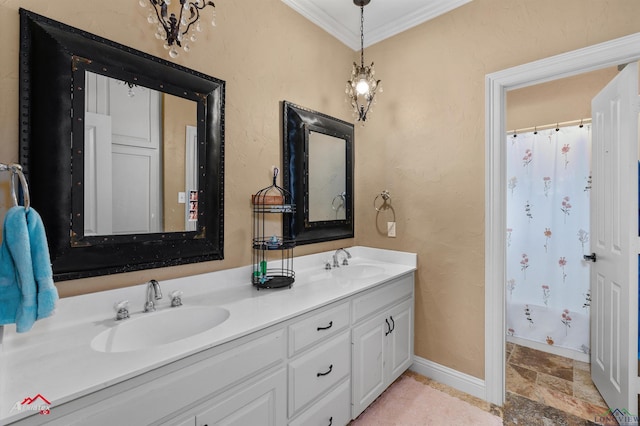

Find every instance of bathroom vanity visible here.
[0,247,415,425]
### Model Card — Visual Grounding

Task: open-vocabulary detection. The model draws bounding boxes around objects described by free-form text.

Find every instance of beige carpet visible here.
[351,375,503,426]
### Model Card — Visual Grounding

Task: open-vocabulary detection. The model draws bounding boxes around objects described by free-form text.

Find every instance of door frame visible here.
[485,32,640,405]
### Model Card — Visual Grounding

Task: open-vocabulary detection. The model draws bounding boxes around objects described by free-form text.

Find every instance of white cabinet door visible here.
[196,368,286,426]
[386,299,413,383]
[352,298,414,419]
[351,313,386,418]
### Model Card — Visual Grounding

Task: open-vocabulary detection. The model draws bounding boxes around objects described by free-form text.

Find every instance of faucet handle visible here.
[324,260,332,270]
[114,300,130,320]
[170,290,183,307]
[342,258,349,266]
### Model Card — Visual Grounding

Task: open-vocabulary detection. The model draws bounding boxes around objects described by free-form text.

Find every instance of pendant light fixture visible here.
[346,0,381,123]
[141,0,216,58]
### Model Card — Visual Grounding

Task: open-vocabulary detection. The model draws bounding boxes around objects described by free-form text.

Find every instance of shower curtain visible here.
[506,124,591,355]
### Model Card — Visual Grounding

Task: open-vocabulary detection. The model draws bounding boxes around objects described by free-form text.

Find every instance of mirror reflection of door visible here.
[308,131,347,222]
[83,72,197,235]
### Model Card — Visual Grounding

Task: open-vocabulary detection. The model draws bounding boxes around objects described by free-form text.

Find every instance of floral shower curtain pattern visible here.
[506,124,591,354]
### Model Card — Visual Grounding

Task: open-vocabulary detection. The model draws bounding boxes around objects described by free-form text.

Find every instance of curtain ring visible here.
[373,190,391,212]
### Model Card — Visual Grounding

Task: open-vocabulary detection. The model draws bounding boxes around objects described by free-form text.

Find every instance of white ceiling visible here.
[281,0,472,50]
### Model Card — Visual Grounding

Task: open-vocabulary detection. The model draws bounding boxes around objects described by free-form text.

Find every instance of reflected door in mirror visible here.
[83,72,197,235]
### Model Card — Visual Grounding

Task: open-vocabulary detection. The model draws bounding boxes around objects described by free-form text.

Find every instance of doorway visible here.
[503,74,608,421]
[485,33,640,407]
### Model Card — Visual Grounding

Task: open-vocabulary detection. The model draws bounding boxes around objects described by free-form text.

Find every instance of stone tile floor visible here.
[503,343,610,425]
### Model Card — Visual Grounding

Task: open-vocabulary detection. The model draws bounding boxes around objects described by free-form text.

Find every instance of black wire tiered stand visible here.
[252,168,295,289]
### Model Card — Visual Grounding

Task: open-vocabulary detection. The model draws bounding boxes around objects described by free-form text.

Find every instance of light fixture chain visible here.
[360,5,364,67]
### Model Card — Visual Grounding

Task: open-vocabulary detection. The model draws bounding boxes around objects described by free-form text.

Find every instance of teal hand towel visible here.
[0,209,21,326]
[0,206,58,333]
[26,207,58,321]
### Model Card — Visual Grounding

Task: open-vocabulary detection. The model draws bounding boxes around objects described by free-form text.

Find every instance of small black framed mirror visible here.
[282,101,354,245]
[19,10,225,281]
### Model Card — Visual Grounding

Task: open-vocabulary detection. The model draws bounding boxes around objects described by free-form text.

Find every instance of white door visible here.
[84,112,113,235]
[85,73,161,235]
[590,61,639,412]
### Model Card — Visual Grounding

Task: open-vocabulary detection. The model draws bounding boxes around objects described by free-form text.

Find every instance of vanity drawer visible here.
[288,301,350,357]
[289,379,351,426]
[288,331,350,417]
[352,274,413,324]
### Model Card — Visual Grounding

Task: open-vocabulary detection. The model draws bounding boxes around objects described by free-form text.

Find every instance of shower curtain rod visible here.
[507,118,592,135]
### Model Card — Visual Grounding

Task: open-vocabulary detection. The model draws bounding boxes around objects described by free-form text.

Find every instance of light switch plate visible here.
[387,221,396,237]
[178,192,186,204]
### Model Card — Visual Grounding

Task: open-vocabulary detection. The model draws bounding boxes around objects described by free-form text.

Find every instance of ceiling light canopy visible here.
[141,0,216,58]
[346,0,381,124]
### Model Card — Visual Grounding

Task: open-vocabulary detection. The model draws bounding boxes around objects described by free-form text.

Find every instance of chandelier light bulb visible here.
[356,79,369,95]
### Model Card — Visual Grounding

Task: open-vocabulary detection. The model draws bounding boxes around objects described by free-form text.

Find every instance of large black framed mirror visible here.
[282,101,354,245]
[18,9,225,281]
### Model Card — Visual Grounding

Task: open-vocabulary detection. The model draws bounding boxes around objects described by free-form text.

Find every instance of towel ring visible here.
[373,190,391,212]
[332,192,346,211]
[1,163,30,211]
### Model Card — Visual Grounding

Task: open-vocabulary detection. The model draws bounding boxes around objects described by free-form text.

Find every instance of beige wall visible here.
[2,0,640,383]
[507,67,618,131]
[354,0,640,380]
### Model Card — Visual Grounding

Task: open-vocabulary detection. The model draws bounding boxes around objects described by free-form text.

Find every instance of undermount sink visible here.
[332,264,384,280]
[91,306,230,353]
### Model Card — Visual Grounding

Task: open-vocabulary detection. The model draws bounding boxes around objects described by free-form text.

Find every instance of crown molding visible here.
[282,0,472,51]
[365,0,471,49]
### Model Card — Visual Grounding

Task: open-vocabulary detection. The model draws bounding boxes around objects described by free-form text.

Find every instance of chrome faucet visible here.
[143,279,163,312]
[332,248,352,268]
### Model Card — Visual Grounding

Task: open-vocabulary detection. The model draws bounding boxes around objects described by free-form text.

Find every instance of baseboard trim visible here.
[410,356,486,401]
[507,335,590,363]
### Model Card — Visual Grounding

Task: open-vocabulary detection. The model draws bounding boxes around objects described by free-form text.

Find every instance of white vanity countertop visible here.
[0,246,416,423]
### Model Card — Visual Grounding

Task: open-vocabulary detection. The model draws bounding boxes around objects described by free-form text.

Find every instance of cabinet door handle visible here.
[385,318,391,336]
[389,315,395,333]
[328,416,333,426]
[317,320,333,331]
[317,364,333,377]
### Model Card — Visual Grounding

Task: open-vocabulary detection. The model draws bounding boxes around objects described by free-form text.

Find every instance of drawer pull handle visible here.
[328,416,333,426]
[317,364,333,377]
[317,321,333,331]
[385,318,391,336]
[389,315,395,333]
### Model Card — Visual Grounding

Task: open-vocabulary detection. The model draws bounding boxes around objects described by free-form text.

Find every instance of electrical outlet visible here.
[387,221,396,237]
